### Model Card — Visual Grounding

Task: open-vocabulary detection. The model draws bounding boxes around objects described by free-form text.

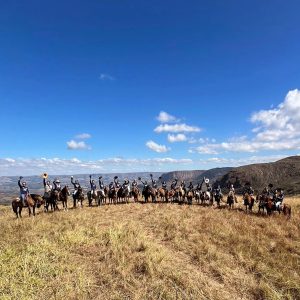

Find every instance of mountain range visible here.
[1,156,299,204]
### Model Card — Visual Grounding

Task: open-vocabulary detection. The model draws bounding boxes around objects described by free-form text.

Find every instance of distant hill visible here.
[215,156,300,194]
[159,167,232,184]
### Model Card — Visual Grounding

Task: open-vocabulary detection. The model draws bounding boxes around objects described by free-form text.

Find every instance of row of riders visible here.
[13,174,290,218]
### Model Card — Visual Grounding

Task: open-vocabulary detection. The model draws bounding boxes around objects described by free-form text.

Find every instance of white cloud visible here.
[146,140,170,153]
[0,155,291,176]
[75,133,91,139]
[0,157,194,176]
[154,123,201,133]
[251,89,300,141]
[167,133,187,143]
[192,89,300,154]
[156,111,179,123]
[67,140,91,150]
[99,73,115,81]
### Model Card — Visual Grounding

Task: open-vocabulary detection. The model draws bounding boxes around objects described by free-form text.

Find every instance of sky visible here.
[0,0,300,176]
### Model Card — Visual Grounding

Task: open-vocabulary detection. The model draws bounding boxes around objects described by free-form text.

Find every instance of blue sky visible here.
[1,0,300,175]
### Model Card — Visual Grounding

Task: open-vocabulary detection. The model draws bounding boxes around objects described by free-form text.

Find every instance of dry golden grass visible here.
[0,197,299,300]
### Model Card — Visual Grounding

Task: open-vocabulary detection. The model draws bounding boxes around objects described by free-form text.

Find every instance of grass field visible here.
[0,197,299,300]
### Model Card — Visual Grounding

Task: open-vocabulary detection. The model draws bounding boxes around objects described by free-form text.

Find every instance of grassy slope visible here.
[0,197,299,300]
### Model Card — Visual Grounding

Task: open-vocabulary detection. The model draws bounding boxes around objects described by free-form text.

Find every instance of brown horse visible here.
[243,193,255,212]
[186,190,194,205]
[282,204,292,218]
[12,197,22,218]
[59,186,70,210]
[131,187,140,202]
[168,189,176,203]
[227,191,237,209]
[14,194,44,217]
[158,187,168,202]
[108,187,117,204]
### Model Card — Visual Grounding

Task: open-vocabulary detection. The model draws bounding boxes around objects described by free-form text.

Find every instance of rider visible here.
[267,184,275,200]
[262,186,269,196]
[98,176,105,190]
[275,188,284,209]
[89,175,97,197]
[229,184,235,194]
[123,179,130,190]
[132,179,138,189]
[53,178,61,192]
[171,178,178,190]
[151,179,157,189]
[162,181,167,191]
[215,185,222,197]
[114,176,121,189]
[140,179,149,194]
[43,177,52,209]
[188,182,193,191]
[109,181,115,190]
[71,176,81,198]
[18,176,30,206]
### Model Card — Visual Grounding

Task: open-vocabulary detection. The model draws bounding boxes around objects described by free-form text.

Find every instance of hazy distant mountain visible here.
[159,167,232,184]
[215,156,300,194]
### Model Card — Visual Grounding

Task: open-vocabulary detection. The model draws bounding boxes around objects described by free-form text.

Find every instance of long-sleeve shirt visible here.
[18,180,29,196]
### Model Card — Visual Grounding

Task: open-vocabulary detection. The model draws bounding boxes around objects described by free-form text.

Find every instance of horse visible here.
[227,191,237,209]
[186,189,194,205]
[256,194,267,214]
[200,191,211,205]
[176,186,185,203]
[194,190,201,204]
[117,185,131,203]
[158,187,168,202]
[214,193,223,207]
[243,193,255,212]
[87,190,99,207]
[282,204,292,219]
[46,190,60,211]
[73,187,85,208]
[59,186,70,210]
[12,197,22,218]
[108,187,117,204]
[131,187,140,202]
[168,189,176,203]
[12,194,44,217]
[142,186,156,203]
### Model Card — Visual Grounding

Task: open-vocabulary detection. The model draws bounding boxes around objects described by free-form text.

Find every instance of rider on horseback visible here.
[123,179,130,189]
[229,184,235,194]
[188,182,193,191]
[18,176,30,206]
[109,181,115,190]
[89,175,97,197]
[71,176,81,197]
[114,176,121,189]
[215,185,222,197]
[171,178,178,190]
[53,178,61,192]
[162,181,167,190]
[43,177,52,209]
[150,174,157,188]
[132,179,138,188]
[98,176,105,190]
[275,188,284,209]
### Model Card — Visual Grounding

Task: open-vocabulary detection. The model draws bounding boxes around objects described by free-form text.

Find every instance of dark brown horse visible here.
[158,187,168,202]
[14,194,44,217]
[227,191,237,209]
[12,197,22,218]
[131,187,140,202]
[243,193,255,212]
[59,186,70,210]
[186,190,194,205]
